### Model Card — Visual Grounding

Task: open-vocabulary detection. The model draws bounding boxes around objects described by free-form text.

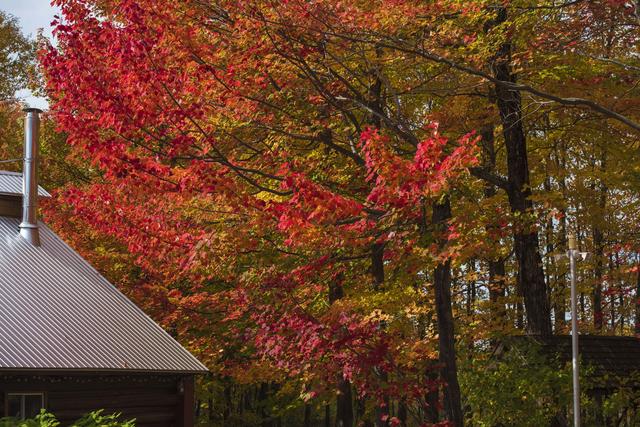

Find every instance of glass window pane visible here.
[24,395,44,418]
[7,395,22,418]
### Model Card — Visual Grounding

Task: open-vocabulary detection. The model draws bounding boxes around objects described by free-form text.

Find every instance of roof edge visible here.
[0,367,209,375]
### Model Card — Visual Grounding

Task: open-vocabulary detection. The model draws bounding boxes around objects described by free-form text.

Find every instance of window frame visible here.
[4,392,46,420]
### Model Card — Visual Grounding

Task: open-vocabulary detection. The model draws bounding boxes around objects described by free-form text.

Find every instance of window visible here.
[6,393,44,419]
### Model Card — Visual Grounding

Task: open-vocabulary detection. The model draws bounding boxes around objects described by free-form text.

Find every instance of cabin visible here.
[0,109,208,426]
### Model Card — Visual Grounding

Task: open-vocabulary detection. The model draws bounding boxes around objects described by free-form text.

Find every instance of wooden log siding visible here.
[0,373,195,427]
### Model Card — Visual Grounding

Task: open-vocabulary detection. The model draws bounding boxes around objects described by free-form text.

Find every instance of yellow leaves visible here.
[396,338,439,369]
[363,308,392,324]
[403,301,431,318]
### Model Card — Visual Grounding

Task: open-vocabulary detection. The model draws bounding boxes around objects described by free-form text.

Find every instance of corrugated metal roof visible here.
[0,171,50,197]
[0,215,208,373]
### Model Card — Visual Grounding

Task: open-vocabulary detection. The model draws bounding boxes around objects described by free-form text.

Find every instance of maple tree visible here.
[32,0,640,426]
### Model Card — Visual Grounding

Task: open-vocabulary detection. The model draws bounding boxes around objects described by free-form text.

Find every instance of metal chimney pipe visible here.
[19,108,42,246]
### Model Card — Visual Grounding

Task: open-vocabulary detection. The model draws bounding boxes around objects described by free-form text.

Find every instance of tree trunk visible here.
[489,260,507,319]
[223,381,232,422]
[425,367,440,424]
[609,254,616,331]
[479,124,507,325]
[259,383,273,427]
[329,276,354,427]
[593,148,607,330]
[398,399,407,426]
[432,197,464,426]
[325,405,331,427]
[357,398,374,427]
[371,242,385,290]
[593,224,605,330]
[466,259,477,318]
[489,6,551,337]
[304,404,312,427]
[370,242,390,426]
[543,175,556,333]
[619,293,625,334]
[556,166,568,332]
[366,48,391,427]
[336,379,354,427]
[635,262,640,335]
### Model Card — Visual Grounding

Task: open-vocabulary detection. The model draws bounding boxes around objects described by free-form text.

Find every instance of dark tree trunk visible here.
[555,170,568,332]
[432,197,464,426]
[304,404,312,427]
[329,280,344,304]
[489,7,551,337]
[542,159,562,333]
[245,387,253,413]
[223,382,233,421]
[619,293,625,334]
[371,242,385,290]
[425,367,440,424]
[371,242,390,427]
[466,259,477,318]
[592,149,607,331]
[635,263,640,335]
[357,398,374,427]
[609,254,616,331]
[329,276,353,427]
[489,260,507,317]
[325,405,331,427]
[398,399,407,426]
[593,224,605,330]
[336,379,354,427]
[366,49,391,427]
[480,124,507,327]
[259,383,273,427]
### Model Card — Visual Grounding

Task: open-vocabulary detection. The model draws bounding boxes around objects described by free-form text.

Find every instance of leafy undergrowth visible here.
[0,410,134,427]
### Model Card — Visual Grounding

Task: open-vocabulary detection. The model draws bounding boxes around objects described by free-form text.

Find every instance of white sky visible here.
[3,0,61,110]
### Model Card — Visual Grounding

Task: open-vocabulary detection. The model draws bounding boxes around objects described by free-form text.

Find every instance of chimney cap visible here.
[23,107,43,114]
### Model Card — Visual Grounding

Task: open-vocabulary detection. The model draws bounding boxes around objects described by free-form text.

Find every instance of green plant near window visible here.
[0,411,59,427]
[0,410,134,427]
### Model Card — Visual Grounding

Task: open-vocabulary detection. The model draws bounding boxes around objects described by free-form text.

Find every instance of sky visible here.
[3,0,61,110]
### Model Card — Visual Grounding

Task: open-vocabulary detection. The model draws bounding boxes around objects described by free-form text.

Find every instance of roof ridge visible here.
[522,334,639,339]
[580,335,639,340]
[0,170,21,176]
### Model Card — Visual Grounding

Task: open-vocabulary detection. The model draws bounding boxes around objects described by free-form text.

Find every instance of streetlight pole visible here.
[568,233,580,427]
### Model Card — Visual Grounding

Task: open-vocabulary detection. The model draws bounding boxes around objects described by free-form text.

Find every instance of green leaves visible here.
[460,341,573,427]
[0,410,134,427]
[0,10,35,100]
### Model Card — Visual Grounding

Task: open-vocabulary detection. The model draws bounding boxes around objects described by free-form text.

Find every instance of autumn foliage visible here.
[35,0,640,425]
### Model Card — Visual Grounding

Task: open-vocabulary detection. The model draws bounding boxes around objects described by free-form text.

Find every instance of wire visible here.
[0,158,22,163]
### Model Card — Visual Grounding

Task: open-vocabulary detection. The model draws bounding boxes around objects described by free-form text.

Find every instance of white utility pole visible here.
[555,232,588,427]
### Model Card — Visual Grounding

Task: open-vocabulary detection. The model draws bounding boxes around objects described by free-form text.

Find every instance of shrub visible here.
[0,410,134,427]
[459,340,576,427]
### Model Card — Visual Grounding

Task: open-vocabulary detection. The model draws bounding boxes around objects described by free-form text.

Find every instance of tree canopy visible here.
[26,0,640,425]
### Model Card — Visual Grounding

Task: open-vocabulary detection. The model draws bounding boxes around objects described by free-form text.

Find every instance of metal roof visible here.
[0,215,208,373]
[0,171,50,197]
